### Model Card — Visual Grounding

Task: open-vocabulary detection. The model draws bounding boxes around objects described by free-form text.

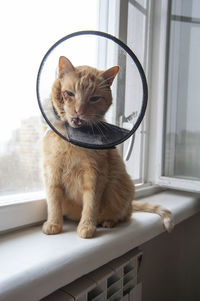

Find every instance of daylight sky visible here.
[0,0,99,143]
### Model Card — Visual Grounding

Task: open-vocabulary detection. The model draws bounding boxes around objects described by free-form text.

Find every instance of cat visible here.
[42,56,174,238]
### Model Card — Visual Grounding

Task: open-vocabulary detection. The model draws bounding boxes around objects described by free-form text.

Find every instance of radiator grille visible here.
[41,249,142,301]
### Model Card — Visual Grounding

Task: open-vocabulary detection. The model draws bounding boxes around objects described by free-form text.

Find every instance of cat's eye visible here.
[64,90,75,98]
[90,96,100,103]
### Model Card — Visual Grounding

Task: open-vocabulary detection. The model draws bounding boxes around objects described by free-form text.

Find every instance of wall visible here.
[140,212,200,301]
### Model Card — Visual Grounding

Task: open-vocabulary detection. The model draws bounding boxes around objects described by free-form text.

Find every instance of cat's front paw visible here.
[77,223,96,239]
[42,221,62,235]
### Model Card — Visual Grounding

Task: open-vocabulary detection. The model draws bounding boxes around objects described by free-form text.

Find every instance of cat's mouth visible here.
[70,117,85,128]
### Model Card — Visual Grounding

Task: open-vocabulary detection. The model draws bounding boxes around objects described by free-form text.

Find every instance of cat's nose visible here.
[75,107,84,116]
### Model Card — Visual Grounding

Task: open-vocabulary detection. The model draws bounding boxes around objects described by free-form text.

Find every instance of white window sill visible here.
[0,190,200,301]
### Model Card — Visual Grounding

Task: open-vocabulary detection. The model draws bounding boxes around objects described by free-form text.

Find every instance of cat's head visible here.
[51,56,119,128]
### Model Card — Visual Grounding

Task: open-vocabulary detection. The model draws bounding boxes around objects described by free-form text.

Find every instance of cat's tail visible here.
[132,200,174,232]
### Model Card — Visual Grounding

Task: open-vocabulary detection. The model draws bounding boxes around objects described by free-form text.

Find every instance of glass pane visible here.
[163,0,200,180]
[0,0,99,198]
[172,0,200,19]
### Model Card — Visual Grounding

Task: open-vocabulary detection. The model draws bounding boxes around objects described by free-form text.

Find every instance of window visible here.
[125,0,150,183]
[147,0,200,192]
[0,0,99,199]
[164,0,200,181]
[0,0,100,230]
[0,0,148,203]
[1,0,199,233]
[99,0,150,184]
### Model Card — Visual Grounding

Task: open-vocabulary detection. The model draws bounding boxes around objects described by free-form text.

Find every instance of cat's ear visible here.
[58,56,75,78]
[102,66,119,86]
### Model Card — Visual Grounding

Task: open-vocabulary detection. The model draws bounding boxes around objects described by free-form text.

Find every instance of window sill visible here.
[0,190,200,301]
[0,185,161,233]
[0,191,46,233]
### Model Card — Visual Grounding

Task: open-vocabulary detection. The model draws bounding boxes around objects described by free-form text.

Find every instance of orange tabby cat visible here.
[42,56,173,238]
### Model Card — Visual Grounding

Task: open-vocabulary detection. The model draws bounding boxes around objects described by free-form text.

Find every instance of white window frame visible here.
[0,192,46,233]
[147,0,200,193]
[100,0,153,185]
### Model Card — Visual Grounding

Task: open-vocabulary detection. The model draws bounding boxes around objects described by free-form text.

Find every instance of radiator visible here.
[41,249,142,301]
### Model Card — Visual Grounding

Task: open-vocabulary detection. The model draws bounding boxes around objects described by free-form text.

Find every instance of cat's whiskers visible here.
[93,123,108,141]
[86,120,96,137]
[91,123,95,137]
[95,121,113,134]
[96,120,120,133]
[96,121,108,131]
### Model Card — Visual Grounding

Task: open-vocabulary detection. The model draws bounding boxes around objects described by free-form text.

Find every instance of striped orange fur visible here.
[42,56,174,238]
